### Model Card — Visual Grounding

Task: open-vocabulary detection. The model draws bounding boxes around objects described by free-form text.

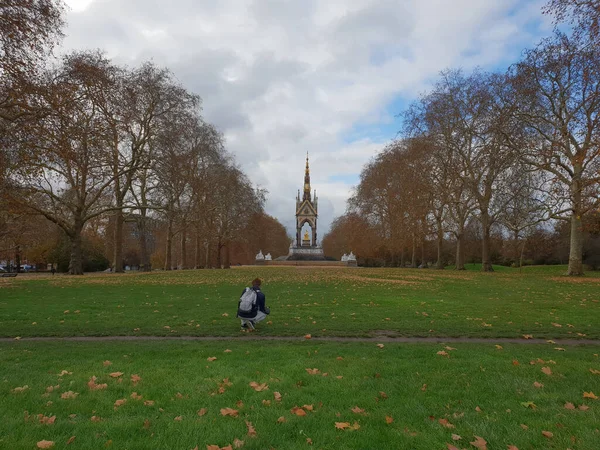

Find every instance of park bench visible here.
[1,273,18,278]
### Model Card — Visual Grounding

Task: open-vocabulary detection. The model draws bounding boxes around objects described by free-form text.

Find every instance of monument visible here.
[285,153,325,261]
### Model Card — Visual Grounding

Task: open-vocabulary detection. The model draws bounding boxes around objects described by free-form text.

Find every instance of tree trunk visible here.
[113,209,124,273]
[180,223,187,270]
[455,232,465,270]
[194,227,202,269]
[205,241,211,269]
[164,217,173,271]
[138,213,150,272]
[69,229,84,275]
[519,239,526,272]
[567,173,584,276]
[480,210,493,272]
[223,242,231,269]
[436,224,444,269]
[400,247,405,268]
[411,235,416,268]
[420,236,426,268]
[216,238,222,268]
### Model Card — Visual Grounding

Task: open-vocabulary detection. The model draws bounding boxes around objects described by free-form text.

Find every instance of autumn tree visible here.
[510,32,600,275]
[4,52,125,274]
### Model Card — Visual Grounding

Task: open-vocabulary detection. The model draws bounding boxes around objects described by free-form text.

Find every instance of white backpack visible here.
[239,287,257,312]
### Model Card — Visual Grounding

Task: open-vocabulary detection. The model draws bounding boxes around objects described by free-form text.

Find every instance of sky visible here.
[61,0,552,238]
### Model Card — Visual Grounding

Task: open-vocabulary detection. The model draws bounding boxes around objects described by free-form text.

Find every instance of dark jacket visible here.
[237,285,267,318]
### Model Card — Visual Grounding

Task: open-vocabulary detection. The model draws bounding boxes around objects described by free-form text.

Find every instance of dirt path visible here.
[2,335,600,345]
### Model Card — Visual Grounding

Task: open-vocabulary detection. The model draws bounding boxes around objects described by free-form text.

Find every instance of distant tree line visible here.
[323,0,600,275]
[0,1,289,273]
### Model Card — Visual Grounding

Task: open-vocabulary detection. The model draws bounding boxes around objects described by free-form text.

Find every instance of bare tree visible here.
[510,32,600,275]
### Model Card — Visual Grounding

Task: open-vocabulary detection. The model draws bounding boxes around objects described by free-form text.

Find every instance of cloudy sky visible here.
[62,0,551,236]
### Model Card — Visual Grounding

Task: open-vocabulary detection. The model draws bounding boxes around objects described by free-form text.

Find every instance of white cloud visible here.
[60,0,551,236]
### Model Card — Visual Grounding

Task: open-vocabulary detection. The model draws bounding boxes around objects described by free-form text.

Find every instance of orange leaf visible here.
[438,418,455,428]
[109,372,123,378]
[131,374,141,384]
[61,391,79,399]
[233,438,244,448]
[541,367,552,376]
[174,415,183,421]
[207,446,221,450]
[470,435,488,450]
[87,376,107,391]
[131,392,143,400]
[522,334,533,339]
[66,436,76,445]
[207,357,217,362]
[306,437,313,445]
[304,334,312,340]
[351,406,365,414]
[335,422,350,430]
[291,406,307,416]
[385,416,393,424]
[103,361,112,366]
[583,391,598,399]
[305,368,320,375]
[507,446,519,450]
[564,402,575,410]
[36,441,54,449]
[277,416,286,423]
[303,404,314,411]
[224,349,232,353]
[248,381,269,392]
[114,399,127,409]
[578,404,590,411]
[198,408,208,416]
[533,382,544,389]
[220,408,239,417]
[376,344,384,349]
[590,368,600,375]
[446,445,459,450]
[542,431,553,438]
[90,415,102,422]
[437,350,449,357]
[274,392,282,402]
[144,400,155,406]
[262,400,271,406]
[451,434,461,441]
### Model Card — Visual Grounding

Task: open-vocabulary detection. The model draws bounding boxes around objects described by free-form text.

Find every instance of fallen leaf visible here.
[512,360,520,366]
[421,384,427,391]
[578,404,590,411]
[198,408,208,416]
[174,415,183,421]
[39,415,56,425]
[439,418,455,428]
[447,445,460,450]
[475,406,482,412]
[114,398,127,409]
[303,404,314,411]
[385,416,393,424]
[335,422,350,430]
[11,385,29,393]
[277,416,286,423]
[58,370,72,376]
[207,357,217,362]
[224,349,232,353]
[351,406,365,414]
[542,431,553,438]
[291,406,307,416]
[522,334,533,339]
[589,368,600,375]
[554,347,565,351]
[144,400,155,406]
[233,438,244,448]
[87,376,107,391]
[336,356,344,360]
[377,344,385,348]
[470,435,488,450]
[245,420,257,437]
[533,382,544,388]
[109,372,123,378]
[445,346,457,351]
[304,334,312,340]
[61,391,79,400]
[131,392,143,400]
[541,367,552,376]
[306,437,313,445]
[103,361,112,366]
[520,401,536,409]
[36,441,54,448]
[520,424,528,430]
[451,434,461,441]
[437,350,449,357]
[220,408,239,417]
[495,345,503,350]
[274,392,282,402]
[583,391,598,400]
[90,415,102,422]
[564,402,576,410]
[207,446,220,450]
[262,400,271,406]
[66,436,76,445]
[507,446,519,450]
[143,419,150,429]
[249,381,269,392]
[131,374,141,384]
[305,368,320,375]
[379,391,388,399]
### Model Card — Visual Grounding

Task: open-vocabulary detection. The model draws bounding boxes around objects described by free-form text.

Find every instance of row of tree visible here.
[0,1,289,273]
[323,0,600,275]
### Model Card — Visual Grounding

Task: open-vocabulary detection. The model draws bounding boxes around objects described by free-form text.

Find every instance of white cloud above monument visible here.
[61,0,551,235]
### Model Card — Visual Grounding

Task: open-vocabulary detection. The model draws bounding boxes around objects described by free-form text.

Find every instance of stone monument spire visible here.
[303,152,311,201]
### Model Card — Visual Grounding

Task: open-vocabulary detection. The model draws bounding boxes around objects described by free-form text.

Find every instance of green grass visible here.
[1,266,599,339]
[1,340,599,449]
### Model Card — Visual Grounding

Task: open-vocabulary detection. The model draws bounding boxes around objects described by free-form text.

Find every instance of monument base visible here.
[285,245,326,261]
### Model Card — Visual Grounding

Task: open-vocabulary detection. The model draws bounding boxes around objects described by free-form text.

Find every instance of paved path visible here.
[2,335,600,345]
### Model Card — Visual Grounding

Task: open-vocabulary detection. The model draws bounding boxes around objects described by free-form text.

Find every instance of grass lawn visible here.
[1,340,599,450]
[1,266,599,339]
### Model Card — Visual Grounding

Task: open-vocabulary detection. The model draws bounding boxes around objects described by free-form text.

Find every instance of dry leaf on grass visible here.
[437,350,449,357]
[541,367,552,376]
[87,376,107,391]
[438,418,455,428]
[114,399,127,409]
[131,392,142,400]
[274,392,282,402]
[131,374,141,384]
[207,357,217,362]
[583,391,598,400]
[103,361,112,366]
[351,406,365,414]
[304,334,312,339]
[533,382,544,388]
[542,431,553,438]
[249,382,268,391]
[277,416,286,423]
[198,408,208,416]
[470,435,488,450]
[66,436,76,445]
[11,385,28,393]
[220,408,239,417]
[376,344,384,349]
[290,406,307,416]
[109,372,123,378]
[36,441,54,448]
[305,368,320,375]
[245,420,257,437]
[61,391,79,400]
[385,416,393,424]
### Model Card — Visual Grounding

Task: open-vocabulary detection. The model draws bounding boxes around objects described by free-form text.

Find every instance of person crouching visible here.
[237,278,270,331]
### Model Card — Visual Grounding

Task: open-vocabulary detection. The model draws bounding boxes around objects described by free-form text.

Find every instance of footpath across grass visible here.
[1,266,599,339]
[1,340,599,449]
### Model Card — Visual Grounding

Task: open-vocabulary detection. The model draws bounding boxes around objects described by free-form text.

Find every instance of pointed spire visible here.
[303,152,311,201]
